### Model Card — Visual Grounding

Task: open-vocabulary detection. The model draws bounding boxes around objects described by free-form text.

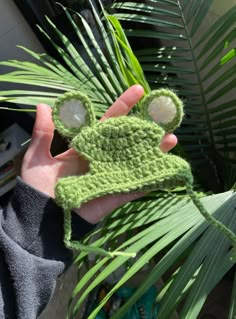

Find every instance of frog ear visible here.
[52,91,96,138]
[140,89,184,132]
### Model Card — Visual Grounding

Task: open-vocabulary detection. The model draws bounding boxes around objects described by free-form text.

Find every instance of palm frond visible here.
[0,6,127,111]
[70,191,236,319]
[112,0,236,190]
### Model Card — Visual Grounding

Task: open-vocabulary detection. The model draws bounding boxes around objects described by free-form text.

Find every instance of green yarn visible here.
[63,208,135,258]
[52,91,96,138]
[52,89,236,259]
[56,116,193,210]
[186,183,236,262]
[140,89,184,133]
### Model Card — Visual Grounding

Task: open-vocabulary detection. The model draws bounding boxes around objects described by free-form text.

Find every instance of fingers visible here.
[27,104,54,159]
[160,133,178,153]
[99,85,177,152]
[100,84,144,121]
[58,85,144,157]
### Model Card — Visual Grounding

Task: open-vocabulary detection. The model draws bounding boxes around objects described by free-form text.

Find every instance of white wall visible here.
[0,0,46,112]
[0,0,44,86]
[0,0,44,61]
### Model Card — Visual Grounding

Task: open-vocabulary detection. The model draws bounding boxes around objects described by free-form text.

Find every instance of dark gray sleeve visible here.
[0,177,94,319]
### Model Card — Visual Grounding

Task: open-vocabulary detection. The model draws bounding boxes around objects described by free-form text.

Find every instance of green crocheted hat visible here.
[53,89,191,211]
[52,89,236,258]
[55,115,193,210]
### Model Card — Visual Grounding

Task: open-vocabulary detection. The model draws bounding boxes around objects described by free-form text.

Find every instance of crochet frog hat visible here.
[52,89,236,258]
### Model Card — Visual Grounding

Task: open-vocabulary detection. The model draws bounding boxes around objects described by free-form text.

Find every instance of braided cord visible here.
[186,183,236,261]
[63,209,136,258]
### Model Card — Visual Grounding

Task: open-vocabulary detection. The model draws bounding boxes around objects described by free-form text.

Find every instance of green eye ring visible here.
[52,91,96,138]
[140,89,184,132]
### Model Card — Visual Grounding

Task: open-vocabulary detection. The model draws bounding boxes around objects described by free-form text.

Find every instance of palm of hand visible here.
[22,147,88,197]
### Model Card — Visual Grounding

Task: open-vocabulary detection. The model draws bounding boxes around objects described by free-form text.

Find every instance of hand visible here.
[21,85,177,224]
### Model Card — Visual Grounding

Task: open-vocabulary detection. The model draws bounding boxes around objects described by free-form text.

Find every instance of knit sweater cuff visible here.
[2,177,95,262]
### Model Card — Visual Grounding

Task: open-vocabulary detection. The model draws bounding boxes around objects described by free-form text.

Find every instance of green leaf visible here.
[0,105,35,112]
[89,208,203,318]
[190,0,214,37]
[59,4,121,100]
[207,80,236,104]
[113,2,181,18]
[38,19,113,105]
[107,14,150,93]
[209,100,236,115]
[196,6,236,58]
[228,270,236,319]
[0,74,72,90]
[200,29,236,71]
[205,67,236,94]
[88,0,128,92]
[114,13,185,29]
[158,191,236,318]
[221,48,236,65]
[125,29,188,41]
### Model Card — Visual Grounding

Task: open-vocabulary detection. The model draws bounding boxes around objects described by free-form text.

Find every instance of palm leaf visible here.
[0,7,125,111]
[112,0,236,190]
[0,2,150,112]
[70,191,236,319]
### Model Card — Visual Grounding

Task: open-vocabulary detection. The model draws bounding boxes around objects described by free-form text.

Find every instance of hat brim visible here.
[55,155,193,210]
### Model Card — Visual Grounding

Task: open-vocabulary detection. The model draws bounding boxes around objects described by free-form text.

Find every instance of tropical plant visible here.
[0,0,236,318]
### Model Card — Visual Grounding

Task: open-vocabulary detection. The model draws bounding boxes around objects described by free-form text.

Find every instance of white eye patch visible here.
[59,99,87,128]
[148,96,177,125]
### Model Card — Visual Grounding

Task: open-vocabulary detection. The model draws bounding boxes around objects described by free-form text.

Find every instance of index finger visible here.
[58,85,144,158]
[100,84,144,121]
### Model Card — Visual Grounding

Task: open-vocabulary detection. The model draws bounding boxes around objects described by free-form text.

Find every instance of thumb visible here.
[27,104,54,159]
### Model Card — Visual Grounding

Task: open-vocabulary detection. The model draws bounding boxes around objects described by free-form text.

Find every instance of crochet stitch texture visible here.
[55,116,193,209]
[52,89,236,258]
